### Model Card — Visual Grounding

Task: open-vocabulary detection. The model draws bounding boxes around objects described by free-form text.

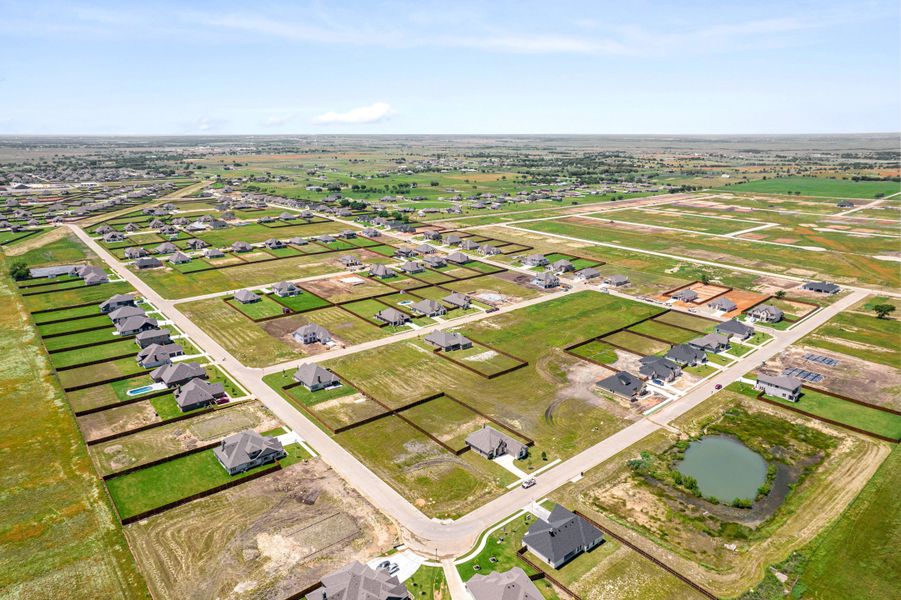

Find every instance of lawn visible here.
[56,356,150,389]
[596,208,756,235]
[340,298,391,324]
[401,395,490,451]
[442,343,525,377]
[226,295,287,320]
[298,307,387,345]
[603,330,670,356]
[726,176,900,198]
[652,311,716,333]
[37,314,112,336]
[803,300,901,369]
[764,388,901,440]
[628,320,698,344]
[24,281,134,312]
[269,292,331,313]
[569,340,619,364]
[105,449,279,520]
[43,327,121,351]
[791,445,901,598]
[30,303,101,323]
[404,566,449,600]
[49,338,138,369]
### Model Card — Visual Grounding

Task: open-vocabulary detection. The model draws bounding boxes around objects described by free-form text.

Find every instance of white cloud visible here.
[261,114,294,127]
[313,102,394,125]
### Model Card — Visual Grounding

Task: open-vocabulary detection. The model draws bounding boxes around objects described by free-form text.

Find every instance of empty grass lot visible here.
[105,449,278,520]
[442,343,524,376]
[226,295,287,319]
[765,388,901,440]
[401,395,489,451]
[803,297,901,368]
[727,176,900,198]
[569,340,619,364]
[57,356,150,389]
[628,320,698,344]
[24,281,133,312]
[270,292,331,312]
[295,307,387,345]
[50,338,138,369]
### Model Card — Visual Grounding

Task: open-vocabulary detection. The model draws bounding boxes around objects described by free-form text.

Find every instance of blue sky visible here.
[1,0,898,134]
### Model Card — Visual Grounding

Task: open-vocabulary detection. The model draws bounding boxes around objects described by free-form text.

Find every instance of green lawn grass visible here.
[569,340,619,364]
[726,176,900,198]
[49,338,138,369]
[270,292,331,313]
[226,295,287,319]
[803,304,900,369]
[766,389,901,439]
[105,449,278,520]
[404,566,449,600]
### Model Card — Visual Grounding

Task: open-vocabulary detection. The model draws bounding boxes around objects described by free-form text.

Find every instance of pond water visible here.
[677,435,767,502]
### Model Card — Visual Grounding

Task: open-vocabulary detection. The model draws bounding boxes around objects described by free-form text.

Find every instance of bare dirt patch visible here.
[125,459,399,600]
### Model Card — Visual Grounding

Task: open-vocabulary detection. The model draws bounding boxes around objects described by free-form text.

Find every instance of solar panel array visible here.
[783,367,824,383]
[804,353,839,367]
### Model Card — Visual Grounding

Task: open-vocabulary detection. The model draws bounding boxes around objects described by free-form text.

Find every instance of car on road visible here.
[714,384,722,390]
[522,478,536,489]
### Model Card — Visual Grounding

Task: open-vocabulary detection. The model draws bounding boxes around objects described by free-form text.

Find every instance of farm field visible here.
[725,176,900,198]
[801,296,901,368]
[595,207,757,235]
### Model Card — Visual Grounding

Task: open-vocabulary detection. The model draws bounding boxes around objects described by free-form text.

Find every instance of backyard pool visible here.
[677,435,767,502]
[127,385,157,396]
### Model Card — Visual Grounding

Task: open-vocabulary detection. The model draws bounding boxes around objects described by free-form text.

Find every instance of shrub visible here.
[732,498,753,509]
[9,261,29,281]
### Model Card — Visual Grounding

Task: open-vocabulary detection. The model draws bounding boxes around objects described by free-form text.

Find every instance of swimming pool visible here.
[126,385,155,396]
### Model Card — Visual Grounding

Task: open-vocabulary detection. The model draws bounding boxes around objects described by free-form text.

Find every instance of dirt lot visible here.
[88,401,281,475]
[300,273,392,303]
[761,345,901,411]
[125,459,399,600]
[77,400,160,441]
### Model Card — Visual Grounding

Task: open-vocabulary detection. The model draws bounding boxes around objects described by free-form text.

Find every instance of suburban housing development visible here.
[1,2,900,599]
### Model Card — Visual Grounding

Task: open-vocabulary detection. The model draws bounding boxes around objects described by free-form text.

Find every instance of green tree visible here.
[873,303,896,319]
[775,290,786,299]
[9,261,29,281]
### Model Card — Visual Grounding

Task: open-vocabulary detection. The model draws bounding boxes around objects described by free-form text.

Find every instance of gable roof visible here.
[596,371,645,397]
[666,343,707,364]
[757,373,802,393]
[214,430,284,470]
[309,561,410,600]
[150,362,205,385]
[465,425,526,458]
[466,567,543,600]
[175,378,225,409]
[716,319,754,337]
[293,363,339,387]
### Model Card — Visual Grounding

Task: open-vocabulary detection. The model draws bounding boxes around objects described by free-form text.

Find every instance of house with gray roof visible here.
[233,289,260,304]
[575,267,600,281]
[135,328,171,349]
[134,257,163,269]
[755,374,802,401]
[150,362,206,387]
[446,251,470,264]
[479,244,501,256]
[168,251,191,264]
[401,261,425,274]
[369,264,395,279]
[689,333,730,353]
[410,299,446,317]
[442,292,470,309]
[292,324,331,345]
[115,315,158,335]
[522,254,548,267]
[339,255,362,268]
[716,319,754,340]
[155,242,178,254]
[747,304,783,323]
[76,265,109,285]
[124,247,148,259]
[672,288,699,302]
[423,255,447,268]
[638,356,682,382]
[293,363,339,391]
[415,243,435,254]
[175,378,226,411]
[214,430,285,475]
[99,293,135,313]
[264,238,285,249]
[136,343,184,368]
[466,425,528,460]
[549,259,574,273]
[443,234,462,245]
[802,281,840,294]
[205,248,224,259]
[29,265,78,279]
[531,271,559,289]
[186,238,208,250]
[466,567,543,600]
[376,307,410,327]
[522,505,603,569]
[272,281,300,297]
[424,330,472,351]
[231,241,252,253]
[102,232,125,243]
[666,343,707,366]
[596,371,646,400]
[708,297,737,312]
[307,561,410,600]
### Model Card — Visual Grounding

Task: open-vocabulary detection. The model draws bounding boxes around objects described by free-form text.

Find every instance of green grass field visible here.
[764,388,901,439]
[803,298,901,369]
[226,295,287,319]
[105,449,278,520]
[726,176,900,198]
[270,291,331,312]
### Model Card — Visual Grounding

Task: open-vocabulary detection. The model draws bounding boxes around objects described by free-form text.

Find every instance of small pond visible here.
[676,435,767,502]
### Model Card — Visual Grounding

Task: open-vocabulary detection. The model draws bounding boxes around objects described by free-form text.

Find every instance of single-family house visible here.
[154,242,178,254]
[479,244,501,256]
[444,234,462,245]
[99,293,135,313]
[531,272,559,289]
[575,267,600,281]
[103,232,125,243]
[293,363,339,391]
[134,257,163,269]
[461,239,480,251]
[596,371,646,400]
[375,307,410,327]
[423,331,472,351]
[124,247,148,259]
[802,281,840,294]
[175,378,226,411]
[339,255,361,268]
[466,425,528,460]
[186,238,208,250]
[672,289,699,302]
[522,505,604,569]
[550,259,574,273]
[466,568,542,600]
[755,373,802,401]
[604,274,630,287]
[716,319,755,340]
[231,241,252,253]
[415,244,435,254]
[708,297,737,312]
[136,343,184,368]
[214,430,286,475]
[264,238,284,249]
[369,264,395,279]
[307,561,411,600]
[401,261,425,274]
[522,254,548,267]
[168,251,191,264]
[135,328,171,349]
[446,251,470,264]
[423,255,446,268]
[638,355,682,382]
[292,324,331,345]
[747,304,783,323]
[233,289,260,304]
[442,292,470,309]
[109,305,146,323]
[205,248,224,259]
[271,281,300,297]
[150,362,207,387]
[410,299,446,317]
[689,333,730,353]
[115,315,158,335]
[666,343,707,366]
